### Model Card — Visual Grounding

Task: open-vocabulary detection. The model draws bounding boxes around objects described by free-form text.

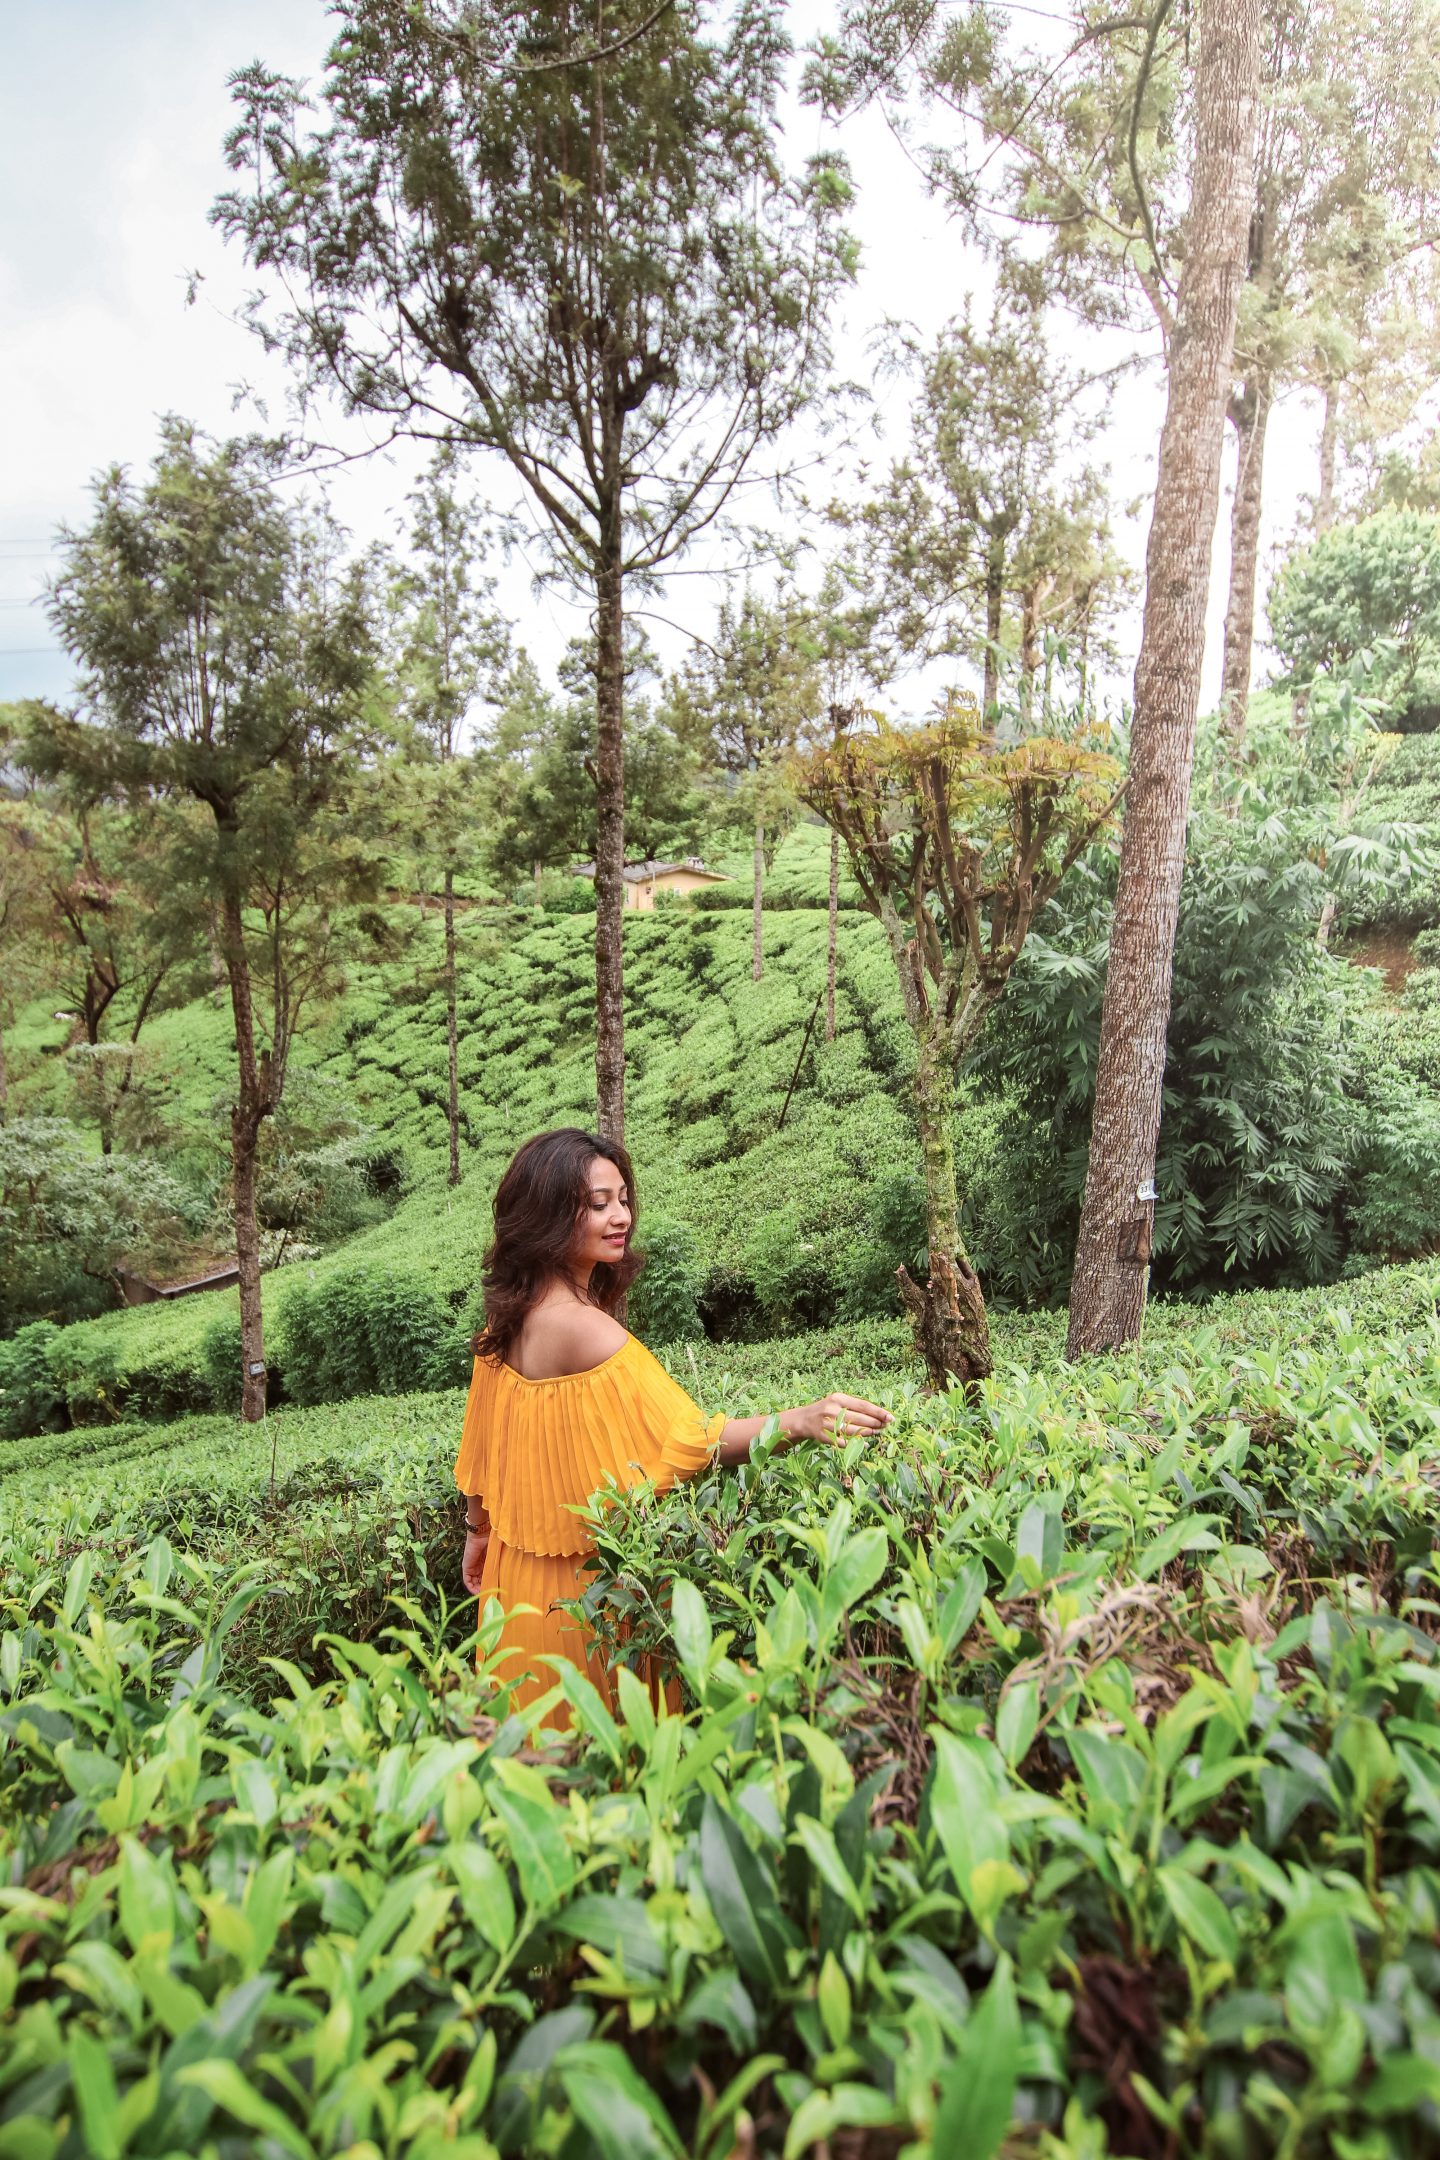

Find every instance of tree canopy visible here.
[216,0,859,1142]
[795,694,1121,1383]
[28,420,386,1418]
[1269,510,1440,728]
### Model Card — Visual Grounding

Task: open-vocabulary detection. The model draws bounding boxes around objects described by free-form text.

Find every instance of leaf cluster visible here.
[6,1290,1440,2153]
[795,698,1121,1052]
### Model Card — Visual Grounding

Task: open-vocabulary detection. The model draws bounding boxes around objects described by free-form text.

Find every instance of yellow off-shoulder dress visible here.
[453,1333,725,1726]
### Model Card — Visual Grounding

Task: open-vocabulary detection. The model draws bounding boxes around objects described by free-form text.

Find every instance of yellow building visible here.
[572,857,732,912]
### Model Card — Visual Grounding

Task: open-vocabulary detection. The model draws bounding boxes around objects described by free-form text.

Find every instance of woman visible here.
[455,1127,890,1726]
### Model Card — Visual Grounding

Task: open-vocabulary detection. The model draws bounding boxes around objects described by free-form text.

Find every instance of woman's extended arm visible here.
[712,1391,891,1469]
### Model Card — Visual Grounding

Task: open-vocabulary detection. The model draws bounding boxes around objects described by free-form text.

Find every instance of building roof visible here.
[571,857,731,884]
[117,1262,240,1300]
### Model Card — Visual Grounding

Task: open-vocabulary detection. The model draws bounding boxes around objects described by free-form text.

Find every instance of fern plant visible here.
[969,810,1396,1301]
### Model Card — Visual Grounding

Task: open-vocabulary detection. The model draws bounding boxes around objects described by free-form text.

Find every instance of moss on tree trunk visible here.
[896,1018,993,1391]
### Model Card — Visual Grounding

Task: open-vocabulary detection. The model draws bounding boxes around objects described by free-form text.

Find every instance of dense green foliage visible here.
[1343,735,1440,935]
[4,1269,1440,2156]
[0,1119,203,1334]
[1269,513,1440,731]
[8,796,1440,1441]
[970,802,1440,1303]
[11,9,1440,2148]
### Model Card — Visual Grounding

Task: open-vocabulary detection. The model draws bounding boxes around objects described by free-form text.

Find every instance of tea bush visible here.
[193,1308,250,1415]
[627,1217,707,1344]
[278,1265,471,1407]
[970,818,1440,1304]
[4,1270,1440,2156]
[0,1323,66,1442]
[1342,733,1440,932]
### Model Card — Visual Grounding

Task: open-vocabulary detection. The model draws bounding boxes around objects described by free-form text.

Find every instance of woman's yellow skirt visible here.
[475,1534,679,1732]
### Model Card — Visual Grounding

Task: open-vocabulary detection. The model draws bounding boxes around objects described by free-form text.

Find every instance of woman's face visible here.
[570,1155,632,1277]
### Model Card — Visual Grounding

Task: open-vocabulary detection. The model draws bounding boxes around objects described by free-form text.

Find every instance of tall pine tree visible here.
[216,0,855,1142]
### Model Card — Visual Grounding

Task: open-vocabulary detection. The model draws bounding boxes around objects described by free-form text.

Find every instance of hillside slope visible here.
[11,788,1440,1433]
[8,824,925,1424]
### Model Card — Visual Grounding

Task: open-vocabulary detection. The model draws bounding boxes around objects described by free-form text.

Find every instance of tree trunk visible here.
[982,557,1003,721]
[896,1018,992,1390]
[825,829,839,1041]
[1019,590,1038,730]
[222,889,271,1423]
[0,1015,8,1123]
[77,977,118,1157]
[1019,576,1050,731]
[231,1092,267,1422]
[206,907,226,989]
[1219,374,1271,762]
[444,863,461,1188]
[1066,0,1261,1359]
[593,538,627,1145]
[752,822,765,982]
[1315,381,1339,535]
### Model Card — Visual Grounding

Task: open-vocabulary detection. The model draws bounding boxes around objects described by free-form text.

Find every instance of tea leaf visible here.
[932,1955,1019,2159]
[490,1787,575,1912]
[700,1795,782,1989]
[1158,1865,1238,1965]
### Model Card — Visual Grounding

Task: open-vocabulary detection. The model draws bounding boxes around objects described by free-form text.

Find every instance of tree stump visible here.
[897,1252,993,1393]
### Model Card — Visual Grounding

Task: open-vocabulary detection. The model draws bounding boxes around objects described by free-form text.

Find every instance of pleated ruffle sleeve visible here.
[453,1335,725,1557]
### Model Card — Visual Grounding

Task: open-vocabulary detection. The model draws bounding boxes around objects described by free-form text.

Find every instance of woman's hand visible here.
[462,1517,490,1596]
[712,1392,891,1468]
[784,1392,891,1445]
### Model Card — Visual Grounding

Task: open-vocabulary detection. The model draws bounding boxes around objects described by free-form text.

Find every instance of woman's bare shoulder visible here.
[514,1304,629,1380]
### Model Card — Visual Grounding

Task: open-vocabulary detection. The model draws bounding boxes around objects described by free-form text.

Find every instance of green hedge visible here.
[0,1322,66,1441]
[689,882,865,913]
[6,1283,1440,2155]
[1,1264,478,1437]
[280,1264,471,1405]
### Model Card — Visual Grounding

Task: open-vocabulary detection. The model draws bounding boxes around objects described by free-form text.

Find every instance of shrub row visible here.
[4,1293,1440,2154]
[0,1265,475,1439]
[7,1216,1440,1451]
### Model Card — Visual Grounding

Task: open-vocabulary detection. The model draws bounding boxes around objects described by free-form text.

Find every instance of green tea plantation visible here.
[4,1266,1440,2158]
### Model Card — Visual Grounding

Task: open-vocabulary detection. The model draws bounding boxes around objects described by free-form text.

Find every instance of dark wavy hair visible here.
[472,1127,643,1362]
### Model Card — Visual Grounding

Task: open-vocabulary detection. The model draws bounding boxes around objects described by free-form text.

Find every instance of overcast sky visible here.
[0,1,1323,716]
